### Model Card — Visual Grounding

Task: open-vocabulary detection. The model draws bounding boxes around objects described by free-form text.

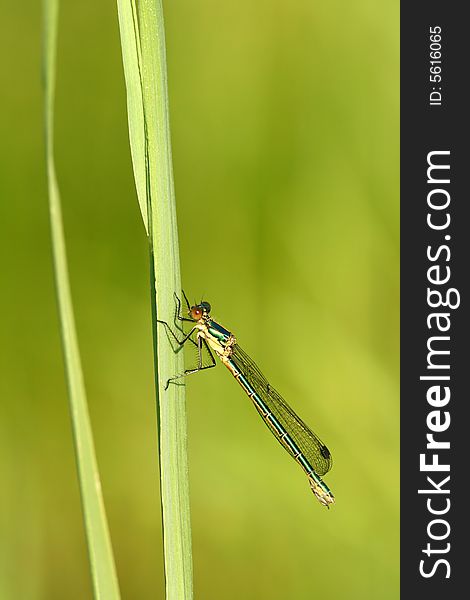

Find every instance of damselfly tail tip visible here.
[308,476,335,508]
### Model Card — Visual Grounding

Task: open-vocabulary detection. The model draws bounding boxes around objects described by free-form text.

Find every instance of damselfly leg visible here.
[174,291,194,324]
[157,292,197,349]
[156,294,216,389]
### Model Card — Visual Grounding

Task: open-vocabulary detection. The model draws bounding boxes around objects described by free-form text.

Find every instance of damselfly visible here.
[158,293,334,508]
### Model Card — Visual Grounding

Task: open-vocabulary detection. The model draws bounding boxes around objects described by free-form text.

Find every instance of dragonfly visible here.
[157,292,334,508]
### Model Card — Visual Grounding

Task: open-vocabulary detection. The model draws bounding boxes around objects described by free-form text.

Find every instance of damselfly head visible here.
[189,301,211,320]
[200,301,211,313]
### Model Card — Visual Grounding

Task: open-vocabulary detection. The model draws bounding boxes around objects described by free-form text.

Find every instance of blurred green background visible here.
[1,1,398,599]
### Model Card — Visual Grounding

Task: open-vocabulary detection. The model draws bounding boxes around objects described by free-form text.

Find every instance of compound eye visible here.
[201,301,211,313]
[190,306,203,320]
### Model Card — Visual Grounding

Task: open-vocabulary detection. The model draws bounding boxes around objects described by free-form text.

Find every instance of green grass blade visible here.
[43,2,121,598]
[117,1,193,598]
[115,0,149,234]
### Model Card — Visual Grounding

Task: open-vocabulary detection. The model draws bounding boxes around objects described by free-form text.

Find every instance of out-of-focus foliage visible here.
[0,1,398,599]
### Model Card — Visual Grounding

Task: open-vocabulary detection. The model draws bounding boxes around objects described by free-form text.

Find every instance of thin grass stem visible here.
[43,1,121,598]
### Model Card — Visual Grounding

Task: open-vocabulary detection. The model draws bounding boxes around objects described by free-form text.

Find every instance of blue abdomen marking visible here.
[297,453,314,474]
[282,433,301,455]
[265,413,285,436]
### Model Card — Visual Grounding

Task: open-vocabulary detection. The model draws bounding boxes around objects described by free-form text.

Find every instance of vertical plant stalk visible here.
[43,1,121,598]
[117,1,193,598]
